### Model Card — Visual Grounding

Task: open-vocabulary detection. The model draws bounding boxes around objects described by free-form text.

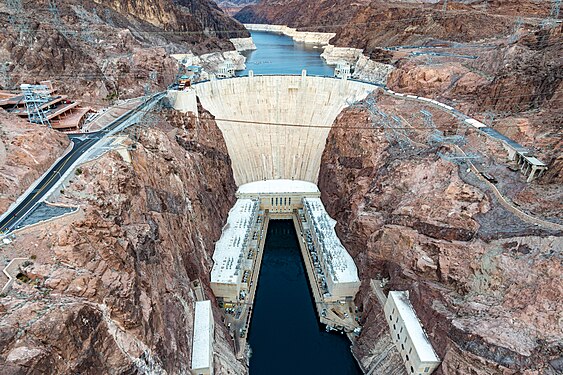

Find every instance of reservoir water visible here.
[237,31,335,76]
[248,220,362,375]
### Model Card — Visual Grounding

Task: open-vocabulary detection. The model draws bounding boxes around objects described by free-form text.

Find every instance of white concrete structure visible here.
[334,62,351,79]
[191,300,214,375]
[516,153,548,182]
[237,179,320,216]
[384,291,441,375]
[303,197,360,301]
[210,199,259,302]
[181,75,376,185]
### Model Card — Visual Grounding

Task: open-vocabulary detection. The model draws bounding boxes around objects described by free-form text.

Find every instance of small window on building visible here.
[393,324,396,331]
[410,366,414,373]
[424,367,430,372]
[397,334,400,340]
[275,198,278,205]
[409,347,413,354]
[271,198,274,205]
[289,197,292,205]
[400,327,403,333]
[401,344,404,351]
[406,355,409,361]
[389,315,392,321]
[404,336,407,343]
[396,316,399,323]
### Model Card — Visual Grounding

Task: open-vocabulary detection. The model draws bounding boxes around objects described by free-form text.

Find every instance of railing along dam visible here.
[170,74,377,185]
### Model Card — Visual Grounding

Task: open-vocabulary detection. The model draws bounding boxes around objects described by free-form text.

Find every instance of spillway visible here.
[170,74,376,185]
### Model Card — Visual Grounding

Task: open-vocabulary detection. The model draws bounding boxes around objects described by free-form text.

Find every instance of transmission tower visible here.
[508,17,523,44]
[21,84,52,127]
[6,0,28,44]
[552,0,561,18]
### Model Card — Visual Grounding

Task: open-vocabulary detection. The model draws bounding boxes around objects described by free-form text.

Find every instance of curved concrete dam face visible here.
[171,75,376,185]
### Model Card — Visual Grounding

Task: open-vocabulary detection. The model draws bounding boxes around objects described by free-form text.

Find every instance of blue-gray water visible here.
[237,31,334,76]
[248,221,362,374]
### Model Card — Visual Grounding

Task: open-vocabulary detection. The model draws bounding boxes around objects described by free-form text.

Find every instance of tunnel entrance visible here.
[248,220,361,374]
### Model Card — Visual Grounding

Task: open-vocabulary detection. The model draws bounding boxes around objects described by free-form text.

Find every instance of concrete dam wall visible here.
[171,75,376,185]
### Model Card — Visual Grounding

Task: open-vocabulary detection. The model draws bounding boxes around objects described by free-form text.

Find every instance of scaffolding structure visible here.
[21,84,52,126]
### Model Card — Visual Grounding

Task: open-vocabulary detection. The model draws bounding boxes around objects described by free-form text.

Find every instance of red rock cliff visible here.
[318,94,562,374]
[0,105,244,374]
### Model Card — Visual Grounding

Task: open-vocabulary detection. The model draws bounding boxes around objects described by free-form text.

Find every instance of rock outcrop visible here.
[0,110,70,213]
[318,95,562,374]
[0,105,244,374]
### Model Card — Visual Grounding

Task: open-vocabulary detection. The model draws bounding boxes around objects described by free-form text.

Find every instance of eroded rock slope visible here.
[0,105,243,374]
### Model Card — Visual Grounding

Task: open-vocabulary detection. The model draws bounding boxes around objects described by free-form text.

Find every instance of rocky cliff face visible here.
[318,94,562,374]
[0,105,244,374]
[0,0,248,102]
[0,110,70,213]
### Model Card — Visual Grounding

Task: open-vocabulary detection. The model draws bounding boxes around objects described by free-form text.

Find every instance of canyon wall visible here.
[318,94,562,374]
[0,105,244,374]
[0,0,249,102]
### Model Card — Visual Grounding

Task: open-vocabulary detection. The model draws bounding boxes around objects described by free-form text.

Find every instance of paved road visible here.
[0,93,163,234]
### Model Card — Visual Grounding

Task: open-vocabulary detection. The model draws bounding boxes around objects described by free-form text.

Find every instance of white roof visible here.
[303,198,359,284]
[388,291,440,363]
[211,199,258,284]
[237,179,319,195]
[192,300,213,370]
[523,155,546,167]
[465,118,486,128]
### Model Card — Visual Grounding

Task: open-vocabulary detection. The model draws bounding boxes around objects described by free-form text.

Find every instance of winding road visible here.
[0,92,164,234]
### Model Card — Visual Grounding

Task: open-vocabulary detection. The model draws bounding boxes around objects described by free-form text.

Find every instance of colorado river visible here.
[248,221,361,374]
[237,31,334,76]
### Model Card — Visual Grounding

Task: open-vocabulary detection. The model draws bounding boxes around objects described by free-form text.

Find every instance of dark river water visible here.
[237,31,335,76]
[248,220,362,375]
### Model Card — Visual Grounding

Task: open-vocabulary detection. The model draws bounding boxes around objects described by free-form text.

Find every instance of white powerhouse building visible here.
[191,300,214,375]
[384,291,441,374]
[211,180,360,304]
[303,197,360,301]
[210,199,259,302]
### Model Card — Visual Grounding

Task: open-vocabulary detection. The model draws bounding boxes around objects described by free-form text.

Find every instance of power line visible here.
[23,95,553,133]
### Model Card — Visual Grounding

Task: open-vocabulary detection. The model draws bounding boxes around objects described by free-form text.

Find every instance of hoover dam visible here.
[170,74,376,184]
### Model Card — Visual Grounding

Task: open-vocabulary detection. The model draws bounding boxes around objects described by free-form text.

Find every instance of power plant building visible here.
[303,197,360,302]
[191,300,214,375]
[210,199,259,302]
[384,291,441,374]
